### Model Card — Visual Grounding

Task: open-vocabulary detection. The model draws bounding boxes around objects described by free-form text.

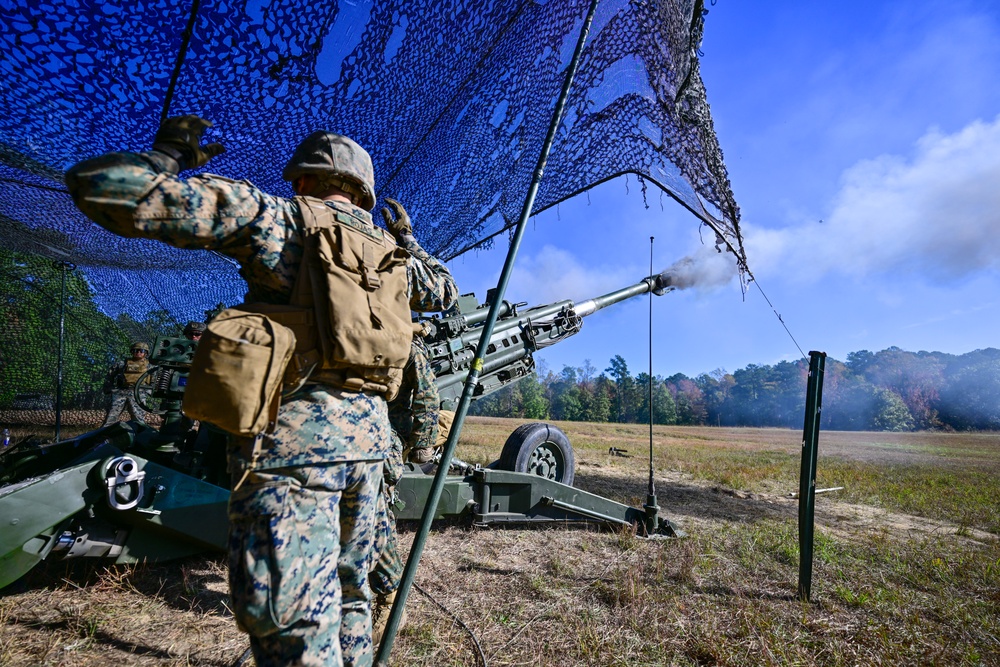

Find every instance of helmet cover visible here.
[282,131,376,210]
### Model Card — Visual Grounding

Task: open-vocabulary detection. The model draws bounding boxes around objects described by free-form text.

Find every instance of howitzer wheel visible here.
[499,423,575,486]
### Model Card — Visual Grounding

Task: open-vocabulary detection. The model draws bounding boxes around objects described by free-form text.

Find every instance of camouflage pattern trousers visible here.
[369,480,403,596]
[102,389,148,425]
[228,460,382,667]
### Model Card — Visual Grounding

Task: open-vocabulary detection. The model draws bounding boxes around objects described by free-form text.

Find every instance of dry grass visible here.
[2,417,998,666]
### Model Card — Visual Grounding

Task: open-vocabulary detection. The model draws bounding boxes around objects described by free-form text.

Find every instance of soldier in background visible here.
[183,320,205,341]
[102,341,151,425]
[66,116,457,667]
[370,330,440,644]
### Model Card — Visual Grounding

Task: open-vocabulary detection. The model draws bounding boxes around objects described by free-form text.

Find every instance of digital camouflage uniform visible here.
[66,148,457,667]
[370,337,440,599]
[103,349,151,426]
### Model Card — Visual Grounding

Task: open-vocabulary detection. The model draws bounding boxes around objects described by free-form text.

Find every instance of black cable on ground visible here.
[413,581,488,667]
[231,646,252,667]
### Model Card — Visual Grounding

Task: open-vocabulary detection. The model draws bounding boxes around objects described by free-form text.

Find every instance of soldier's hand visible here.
[408,446,435,464]
[380,198,414,242]
[152,115,225,171]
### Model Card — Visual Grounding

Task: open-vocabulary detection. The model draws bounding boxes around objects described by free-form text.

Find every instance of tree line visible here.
[0,242,186,410]
[4,239,999,431]
[469,348,1000,432]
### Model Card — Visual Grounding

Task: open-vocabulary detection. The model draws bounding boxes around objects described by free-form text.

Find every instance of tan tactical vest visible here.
[121,358,149,387]
[257,197,412,398]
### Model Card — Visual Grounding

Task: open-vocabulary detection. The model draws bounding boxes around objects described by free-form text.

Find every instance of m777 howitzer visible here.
[388,271,682,538]
[416,269,677,486]
[0,271,680,590]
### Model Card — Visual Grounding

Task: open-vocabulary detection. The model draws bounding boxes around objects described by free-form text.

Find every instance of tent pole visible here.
[375,0,601,662]
[54,261,73,442]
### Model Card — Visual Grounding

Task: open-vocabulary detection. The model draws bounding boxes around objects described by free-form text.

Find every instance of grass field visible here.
[2,418,998,666]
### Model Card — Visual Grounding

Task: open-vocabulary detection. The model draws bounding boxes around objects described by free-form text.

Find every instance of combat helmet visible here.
[183,321,206,338]
[282,132,376,210]
[130,341,150,354]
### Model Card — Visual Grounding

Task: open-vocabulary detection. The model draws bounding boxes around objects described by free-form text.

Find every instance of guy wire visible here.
[750,276,807,360]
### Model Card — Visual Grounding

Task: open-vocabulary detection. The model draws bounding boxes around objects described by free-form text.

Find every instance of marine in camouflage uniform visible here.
[66,116,457,667]
[369,334,440,643]
[103,341,151,426]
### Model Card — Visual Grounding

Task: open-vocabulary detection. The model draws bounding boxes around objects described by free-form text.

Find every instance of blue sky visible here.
[443,0,1000,379]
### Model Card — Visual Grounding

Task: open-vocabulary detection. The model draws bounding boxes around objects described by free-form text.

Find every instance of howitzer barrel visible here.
[575,275,671,317]
[464,300,513,327]
[431,273,674,407]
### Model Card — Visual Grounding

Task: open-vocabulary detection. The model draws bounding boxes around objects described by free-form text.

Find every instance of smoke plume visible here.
[660,245,739,291]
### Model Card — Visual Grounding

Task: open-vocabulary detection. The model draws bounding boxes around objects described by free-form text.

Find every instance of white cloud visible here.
[506,244,638,304]
[745,115,1000,283]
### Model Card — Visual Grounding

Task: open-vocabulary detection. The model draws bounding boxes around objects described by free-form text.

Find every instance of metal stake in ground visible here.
[374,0,602,662]
[798,350,826,601]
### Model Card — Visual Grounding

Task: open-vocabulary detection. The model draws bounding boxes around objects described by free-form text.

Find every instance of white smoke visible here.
[660,245,739,291]
[746,115,1000,282]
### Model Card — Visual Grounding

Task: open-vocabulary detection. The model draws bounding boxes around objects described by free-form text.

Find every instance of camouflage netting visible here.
[0,0,743,432]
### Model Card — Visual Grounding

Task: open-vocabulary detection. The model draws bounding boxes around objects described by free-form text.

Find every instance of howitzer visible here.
[421,270,676,485]
[0,273,682,589]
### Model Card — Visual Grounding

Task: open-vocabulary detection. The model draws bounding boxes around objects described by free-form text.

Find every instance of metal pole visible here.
[54,261,74,442]
[375,1,601,662]
[643,237,657,534]
[797,350,826,602]
[648,237,654,491]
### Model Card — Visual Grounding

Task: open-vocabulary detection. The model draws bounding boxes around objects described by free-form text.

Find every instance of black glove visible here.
[152,115,225,172]
[380,198,414,242]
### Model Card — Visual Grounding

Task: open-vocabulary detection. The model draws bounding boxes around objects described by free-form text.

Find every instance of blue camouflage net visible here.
[0,0,742,422]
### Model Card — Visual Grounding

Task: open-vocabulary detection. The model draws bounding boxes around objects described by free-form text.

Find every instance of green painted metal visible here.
[392,468,477,520]
[798,350,826,602]
[111,458,229,562]
[374,1,603,662]
[0,456,95,588]
[0,432,230,590]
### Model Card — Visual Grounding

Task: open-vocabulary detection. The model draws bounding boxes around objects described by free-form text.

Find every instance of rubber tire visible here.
[498,422,575,486]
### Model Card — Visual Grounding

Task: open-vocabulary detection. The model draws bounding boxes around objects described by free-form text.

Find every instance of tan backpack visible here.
[289,197,412,398]
[182,199,411,439]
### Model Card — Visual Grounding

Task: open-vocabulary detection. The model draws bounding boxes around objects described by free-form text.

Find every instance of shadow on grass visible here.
[574,470,797,525]
[2,554,233,618]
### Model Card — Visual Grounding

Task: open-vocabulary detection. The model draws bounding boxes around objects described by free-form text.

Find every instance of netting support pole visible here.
[374,0,601,662]
[644,236,658,534]
[54,261,74,442]
[798,350,826,602]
